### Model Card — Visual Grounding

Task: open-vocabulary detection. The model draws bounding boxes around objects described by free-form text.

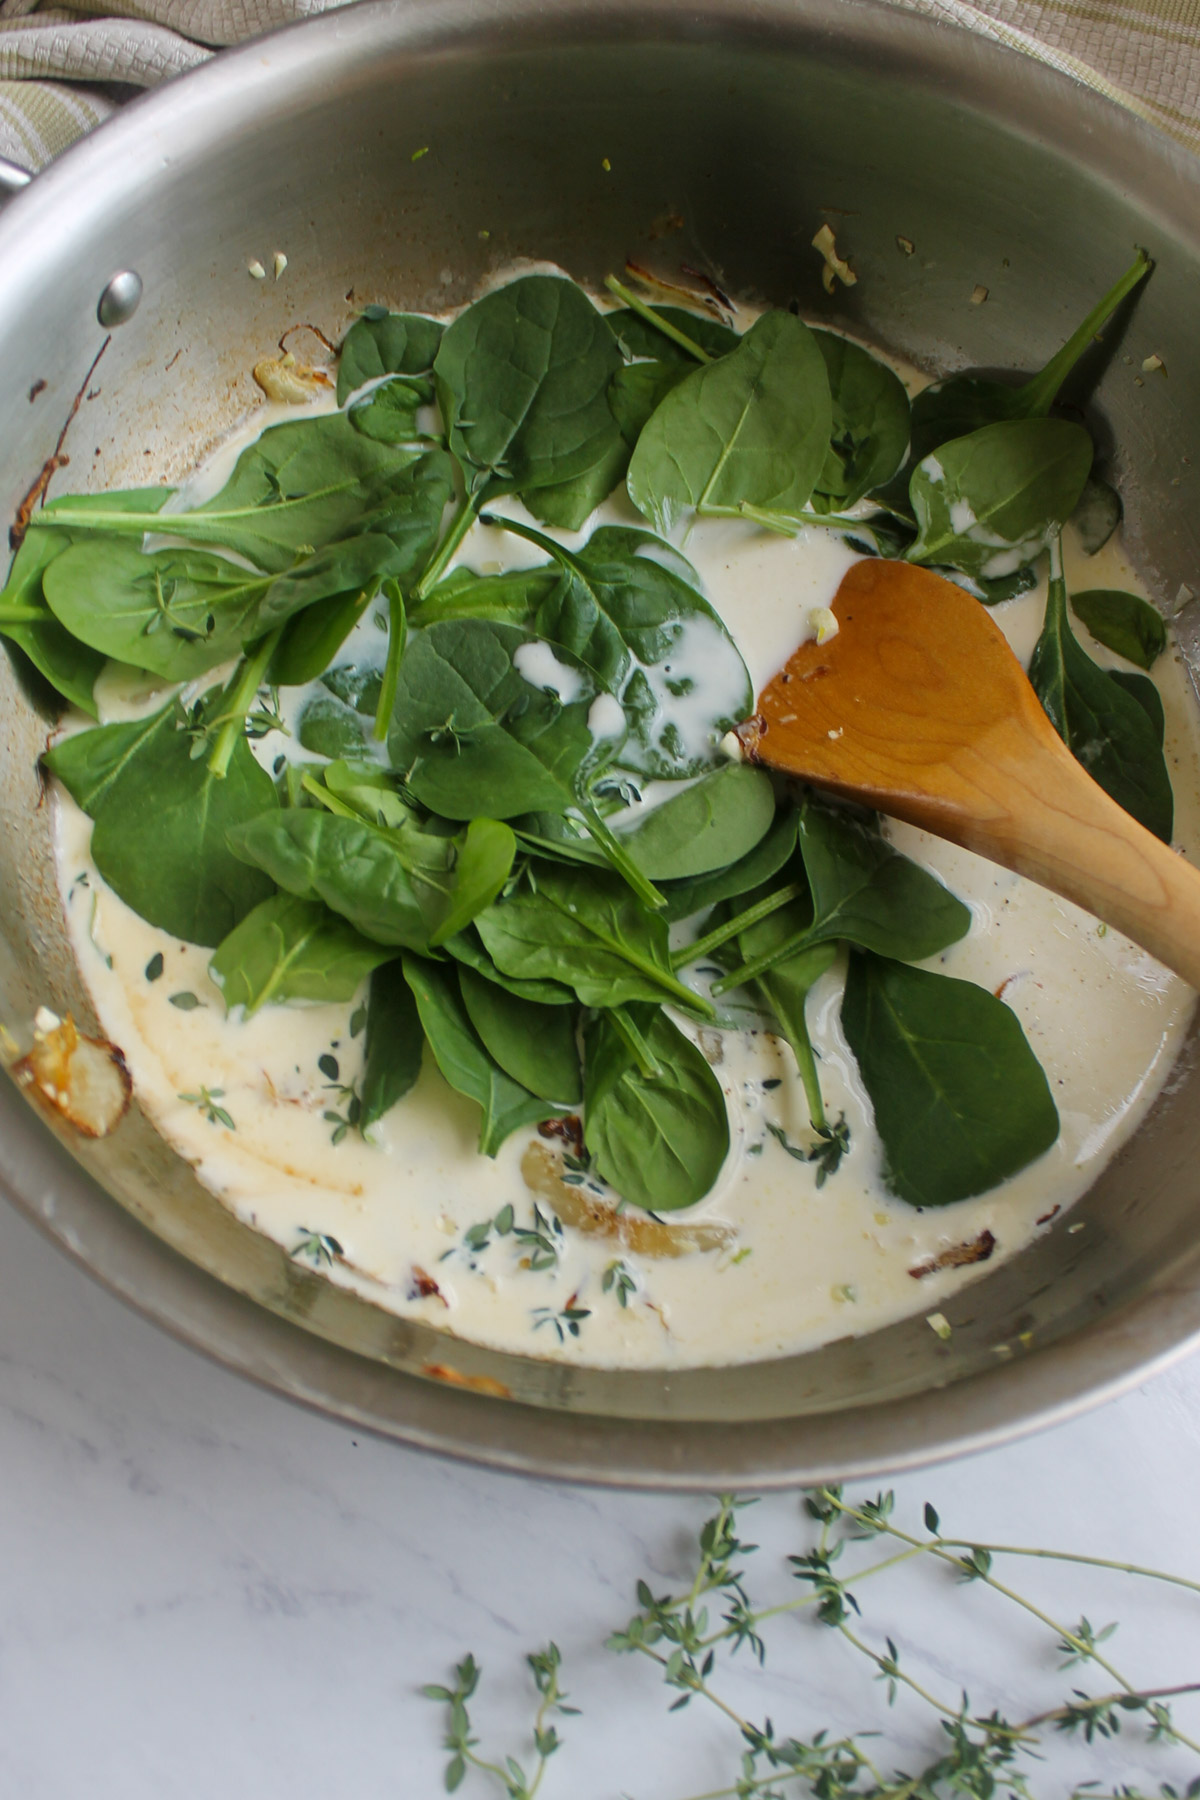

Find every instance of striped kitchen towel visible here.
[0,0,1195,170]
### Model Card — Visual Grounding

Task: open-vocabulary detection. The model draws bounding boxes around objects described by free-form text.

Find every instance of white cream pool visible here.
[48,348,1200,1372]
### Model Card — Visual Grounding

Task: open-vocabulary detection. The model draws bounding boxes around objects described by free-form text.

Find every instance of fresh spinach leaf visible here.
[348,373,433,445]
[322,661,384,717]
[1110,668,1165,743]
[44,703,277,946]
[811,330,910,506]
[443,926,576,1006]
[459,964,581,1104]
[526,435,630,532]
[609,306,740,363]
[905,252,1150,469]
[626,310,833,535]
[475,864,708,1014]
[401,954,553,1156]
[409,562,557,629]
[583,1005,729,1212]
[1070,474,1123,556]
[661,808,799,922]
[229,808,515,951]
[908,418,1093,579]
[482,517,752,779]
[337,308,444,404]
[713,801,969,990]
[1028,561,1173,841]
[269,592,371,689]
[796,799,971,961]
[616,764,775,879]
[0,527,105,715]
[209,893,392,1015]
[38,419,437,573]
[42,534,398,682]
[310,759,417,830]
[298,691,367,759]
[1071,587,1166,670]
[388,617,606,818]
[433,274,623,503]
[841,950,1059,1207]
[0,491,171,714]
[360,959,424,1130]
[605,308,741,453]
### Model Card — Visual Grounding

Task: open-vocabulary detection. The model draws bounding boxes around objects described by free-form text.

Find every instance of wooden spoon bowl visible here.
[737,558,1200,989]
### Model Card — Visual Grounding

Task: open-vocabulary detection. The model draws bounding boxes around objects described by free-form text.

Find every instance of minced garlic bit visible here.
[273,252,288,281]
[809,604,839,645]
[970,284,989,306]
[1142,353,1166,375]
[812,223,856,294]
[926,1311,952,1340]
[896,235,915,256]
[247,259,266,280]
[252,351,332,405]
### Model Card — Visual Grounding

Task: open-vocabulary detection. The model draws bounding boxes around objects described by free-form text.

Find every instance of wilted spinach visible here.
[811,330,910,507]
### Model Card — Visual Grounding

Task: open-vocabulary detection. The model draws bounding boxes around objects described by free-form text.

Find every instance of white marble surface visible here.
[1,1193,1198,1799]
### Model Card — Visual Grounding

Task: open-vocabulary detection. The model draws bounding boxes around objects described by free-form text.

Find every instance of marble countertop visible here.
[2,1192,1198,1798]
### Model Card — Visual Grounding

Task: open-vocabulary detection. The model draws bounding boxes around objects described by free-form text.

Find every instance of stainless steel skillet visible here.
[1,0,1199,1489]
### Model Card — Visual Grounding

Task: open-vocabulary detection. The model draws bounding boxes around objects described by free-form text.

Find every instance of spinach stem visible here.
[206,626,282,779]
[0,604,49,624]
[669,882,804,969]
[711,925,823,994]
[699,501,866,536]
[608,1006,664,1079]
[1021,249,1151,417]
[759,977,827,1130]
[602,275,714,364]
[478,510,578,571]
[413,487,480,600]
[300,771,361,819]
[373,578,406,742]
[577,799,668,913]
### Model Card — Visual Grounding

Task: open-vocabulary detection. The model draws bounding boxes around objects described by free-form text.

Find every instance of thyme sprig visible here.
[424,1485,1200,1797]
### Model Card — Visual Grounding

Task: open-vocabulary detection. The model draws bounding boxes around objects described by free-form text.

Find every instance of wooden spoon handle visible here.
[882,720,1200,991]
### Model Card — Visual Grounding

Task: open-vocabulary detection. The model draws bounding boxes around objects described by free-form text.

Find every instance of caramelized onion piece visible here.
[908,1229,996,1280]
[422,1363,512,1399]
[521,1141,734,1259]
[14,1012,131,1138]
[252,351,331,404]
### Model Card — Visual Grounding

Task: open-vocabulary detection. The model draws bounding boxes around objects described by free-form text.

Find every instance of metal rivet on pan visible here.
[97,270,143,327]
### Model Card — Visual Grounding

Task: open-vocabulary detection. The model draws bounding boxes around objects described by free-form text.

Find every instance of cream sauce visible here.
[48,319,1200,1372]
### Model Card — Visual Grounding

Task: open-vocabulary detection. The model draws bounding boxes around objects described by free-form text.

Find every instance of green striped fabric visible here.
[0,0,1195,165]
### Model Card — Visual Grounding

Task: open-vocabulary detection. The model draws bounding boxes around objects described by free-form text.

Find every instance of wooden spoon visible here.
[736,558,1200,989]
